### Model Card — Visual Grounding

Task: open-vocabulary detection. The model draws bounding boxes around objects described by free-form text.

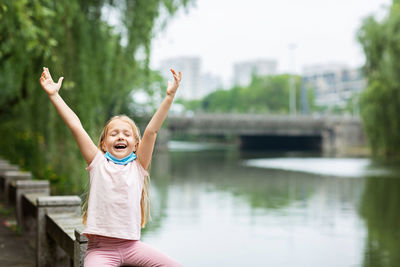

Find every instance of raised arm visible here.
[39,67,98,165]
[136,69,182,169]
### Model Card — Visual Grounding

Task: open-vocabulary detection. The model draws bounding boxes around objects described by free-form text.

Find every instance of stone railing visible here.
[0,159,87,267]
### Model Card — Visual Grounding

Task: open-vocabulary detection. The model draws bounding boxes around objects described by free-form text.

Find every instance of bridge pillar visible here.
[322,120,367,154]
[321,129,336,153]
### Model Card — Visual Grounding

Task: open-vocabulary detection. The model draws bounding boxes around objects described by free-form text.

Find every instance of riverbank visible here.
[335,145,371,157]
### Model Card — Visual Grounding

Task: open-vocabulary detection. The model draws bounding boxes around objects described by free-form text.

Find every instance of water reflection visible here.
[141,142,400,267]
[245,157,387,177]
[360,177,400,267]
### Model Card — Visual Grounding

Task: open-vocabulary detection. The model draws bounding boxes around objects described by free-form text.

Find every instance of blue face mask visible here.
[104,151,137,165]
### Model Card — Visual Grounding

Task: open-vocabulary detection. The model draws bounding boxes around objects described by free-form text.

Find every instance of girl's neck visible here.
[104,151,136,165]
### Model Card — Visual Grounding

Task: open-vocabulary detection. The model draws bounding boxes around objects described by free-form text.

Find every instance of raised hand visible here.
[39,67,64,96]
[166,69,182,96]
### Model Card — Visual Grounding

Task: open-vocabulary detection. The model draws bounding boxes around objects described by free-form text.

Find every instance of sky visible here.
[150,0,391,86]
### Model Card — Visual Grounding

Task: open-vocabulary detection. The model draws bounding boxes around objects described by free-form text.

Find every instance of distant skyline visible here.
[150,0,391,86]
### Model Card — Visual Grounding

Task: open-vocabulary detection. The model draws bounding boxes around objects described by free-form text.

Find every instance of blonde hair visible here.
[82,115,151,228]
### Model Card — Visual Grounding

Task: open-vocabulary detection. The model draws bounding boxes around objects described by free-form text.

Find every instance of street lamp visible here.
[289,44,297,116]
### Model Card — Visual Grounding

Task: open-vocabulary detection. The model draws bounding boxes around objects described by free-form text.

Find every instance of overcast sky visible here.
[150,0,391,86]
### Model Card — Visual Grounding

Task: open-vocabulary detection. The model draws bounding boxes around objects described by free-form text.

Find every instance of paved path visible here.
[0,203,35,267]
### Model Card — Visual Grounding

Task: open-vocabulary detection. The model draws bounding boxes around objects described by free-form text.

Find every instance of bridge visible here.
[165,114,366,152]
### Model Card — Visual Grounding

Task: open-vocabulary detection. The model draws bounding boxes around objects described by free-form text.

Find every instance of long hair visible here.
[82,115,151,228]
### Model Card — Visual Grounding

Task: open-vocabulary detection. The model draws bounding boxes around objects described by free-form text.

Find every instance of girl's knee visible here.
[129,241,183,267]
[84,249,120,267]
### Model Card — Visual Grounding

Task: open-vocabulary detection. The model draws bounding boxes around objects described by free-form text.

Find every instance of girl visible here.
[39,67,182,267]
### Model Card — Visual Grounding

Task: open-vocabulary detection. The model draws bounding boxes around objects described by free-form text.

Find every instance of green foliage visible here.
[0,0,191,193]
[358,2,400,161]
[310,93,360,115]
[360,177,400,266]
[183,74,303,114]
[175,98,201,111]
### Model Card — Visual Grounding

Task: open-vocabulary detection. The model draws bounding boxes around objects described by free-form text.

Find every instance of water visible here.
[141,141,400,267]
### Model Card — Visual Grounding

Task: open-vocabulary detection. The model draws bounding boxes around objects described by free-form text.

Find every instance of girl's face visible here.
[102,119,138,159]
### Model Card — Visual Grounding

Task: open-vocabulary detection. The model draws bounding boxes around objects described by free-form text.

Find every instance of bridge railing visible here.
[0,159,87,267]
[167,114,366,153]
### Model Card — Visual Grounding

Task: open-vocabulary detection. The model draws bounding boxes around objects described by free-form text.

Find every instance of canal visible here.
[140,141,400,267]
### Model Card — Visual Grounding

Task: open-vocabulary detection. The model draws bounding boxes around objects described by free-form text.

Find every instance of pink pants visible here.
[84,235,182,267]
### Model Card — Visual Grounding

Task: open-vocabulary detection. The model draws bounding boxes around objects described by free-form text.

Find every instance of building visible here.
[302,63,366,108]
[159,56,201,100]
[201,72,223,97]
[232,59,278,87]
[159,56,223,100]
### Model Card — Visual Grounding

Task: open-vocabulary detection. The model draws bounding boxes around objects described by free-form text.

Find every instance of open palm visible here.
[39,67,64,96]
[167,69,182,96]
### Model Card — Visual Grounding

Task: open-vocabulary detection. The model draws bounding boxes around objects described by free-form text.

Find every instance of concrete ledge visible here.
[12,180,50,229]
[37,196,81,207]
[0,159,87,266]
[15,179,50,189]
[0,163,19,172]
[0,165,20,179]
[74,229,88,267]
[21,193,49,246]
[8,182,17,206]
[24,192,48,208]
[37,195,81,266]
[46,213,84,258]
[74,228,88,243]
[4,170,31,178]
[0,165,20,195]
[3,171,32,205]
[22,193,42,220]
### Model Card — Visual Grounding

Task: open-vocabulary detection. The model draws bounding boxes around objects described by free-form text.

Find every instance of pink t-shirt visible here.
[83,150,148,240]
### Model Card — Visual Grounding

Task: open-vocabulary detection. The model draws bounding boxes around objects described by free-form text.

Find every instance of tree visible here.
[184,74,302,114]
[0,0,191,193]
[358,1,400,161]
